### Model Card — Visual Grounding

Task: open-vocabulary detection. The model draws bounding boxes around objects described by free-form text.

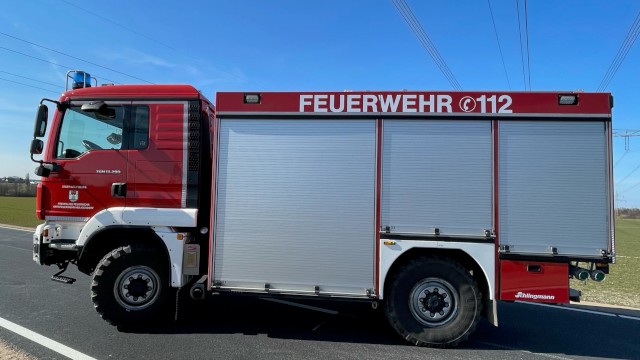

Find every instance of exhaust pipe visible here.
[189,275,208,300]
[572,267,590,281]
[590,270,606,282]
[190,284,205,300]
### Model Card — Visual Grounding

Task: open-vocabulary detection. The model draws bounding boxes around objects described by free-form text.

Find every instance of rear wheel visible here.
[384,256,482,347]
[91,244,172,326]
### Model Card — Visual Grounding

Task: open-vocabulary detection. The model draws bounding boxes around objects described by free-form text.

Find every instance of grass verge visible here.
[571,218,640,308]
[0,196,39,228]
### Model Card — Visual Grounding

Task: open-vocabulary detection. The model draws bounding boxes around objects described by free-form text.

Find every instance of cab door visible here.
[125,102,187,209]
[45,102,132,220]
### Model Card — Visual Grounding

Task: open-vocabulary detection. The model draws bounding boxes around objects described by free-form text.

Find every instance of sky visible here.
[0,0,639,206]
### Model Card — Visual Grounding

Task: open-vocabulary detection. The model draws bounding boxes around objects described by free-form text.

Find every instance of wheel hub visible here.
[422,288,449,313]
[409,278,459,326]
[114,266,160,310]
[126,276,152,299]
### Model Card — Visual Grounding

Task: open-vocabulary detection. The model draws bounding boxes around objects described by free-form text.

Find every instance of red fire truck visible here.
[30,71,614,347]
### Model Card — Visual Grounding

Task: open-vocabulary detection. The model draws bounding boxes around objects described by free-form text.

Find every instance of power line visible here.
[616,162,640,187]
[487,0,512,90]
[0,70,61,88]
[620,179,640,194]
[402,0,462,90]
[0,77,61,95]
[597,10,640,91]
[524,0,531,90]
[392,0,461,89]
[59,0,262,89]
[59,0,180,54]
[391,0,462,90]
[613,151,629,168]
[0,46,117,84]
[0,31,153,84]
[515,0,527,90]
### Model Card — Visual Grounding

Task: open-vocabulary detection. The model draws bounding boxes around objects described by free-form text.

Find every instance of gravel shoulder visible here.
[0,339,35,360]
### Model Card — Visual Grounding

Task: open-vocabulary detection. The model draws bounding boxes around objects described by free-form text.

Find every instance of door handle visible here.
[111,183,127,198]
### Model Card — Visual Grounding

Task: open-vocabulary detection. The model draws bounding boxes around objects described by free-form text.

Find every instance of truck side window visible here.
[130,106,149,150]
[56,106,125,158]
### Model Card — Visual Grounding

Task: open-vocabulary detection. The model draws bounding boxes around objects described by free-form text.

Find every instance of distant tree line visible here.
[0,175,37,197]
[617,208,640,219]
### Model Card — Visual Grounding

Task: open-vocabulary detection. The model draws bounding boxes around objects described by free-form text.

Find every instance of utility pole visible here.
[613,129,640,151]
[615,192,626,218]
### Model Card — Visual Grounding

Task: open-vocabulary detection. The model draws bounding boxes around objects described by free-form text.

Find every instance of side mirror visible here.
[34,104,48,137]
[30,139,44,155]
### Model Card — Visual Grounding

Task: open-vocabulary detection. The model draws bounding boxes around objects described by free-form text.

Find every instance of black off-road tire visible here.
[91,244,172,327]
[384,256,482,347]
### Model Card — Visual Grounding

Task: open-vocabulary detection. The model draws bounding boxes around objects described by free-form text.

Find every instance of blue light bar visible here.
[72,71,92,90]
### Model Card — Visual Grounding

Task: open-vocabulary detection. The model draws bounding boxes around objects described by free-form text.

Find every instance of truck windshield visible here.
[56,106,125,158]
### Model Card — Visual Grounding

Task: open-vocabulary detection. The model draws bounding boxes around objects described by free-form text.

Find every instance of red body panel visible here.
[43,150,127,219]
[216,91,611,116]
[126,103,186,208]
[36,183,45,220]
[500,260,569,303]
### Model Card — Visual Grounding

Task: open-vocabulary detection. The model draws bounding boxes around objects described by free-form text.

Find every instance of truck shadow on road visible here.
[116,295,640,358]
[120,295,406,346]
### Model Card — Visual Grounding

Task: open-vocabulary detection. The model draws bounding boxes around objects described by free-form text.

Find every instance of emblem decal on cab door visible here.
[69,190,79,203]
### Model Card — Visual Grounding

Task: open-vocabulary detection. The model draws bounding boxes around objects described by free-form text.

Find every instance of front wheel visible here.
[384,256,482,347]
[91,244,172,326]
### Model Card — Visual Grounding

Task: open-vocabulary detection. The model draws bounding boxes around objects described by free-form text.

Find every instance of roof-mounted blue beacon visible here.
[66,70,96,90]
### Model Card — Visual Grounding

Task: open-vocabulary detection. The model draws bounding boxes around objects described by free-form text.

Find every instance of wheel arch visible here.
[75,207,197,284]
[77,226,169,275]
[380,244,494,320]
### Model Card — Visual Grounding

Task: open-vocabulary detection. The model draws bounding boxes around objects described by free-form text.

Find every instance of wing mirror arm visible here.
[30,98,64,177]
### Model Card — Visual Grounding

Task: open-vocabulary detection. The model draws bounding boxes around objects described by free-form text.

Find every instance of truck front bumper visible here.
[33,223,80,266]
[33,224,45,265]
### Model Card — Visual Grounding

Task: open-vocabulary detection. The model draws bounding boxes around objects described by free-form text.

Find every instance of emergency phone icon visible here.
[459,96,476,112]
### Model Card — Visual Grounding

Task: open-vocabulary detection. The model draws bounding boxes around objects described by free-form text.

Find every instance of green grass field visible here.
[0,196,39,228]
[0,195,638,307]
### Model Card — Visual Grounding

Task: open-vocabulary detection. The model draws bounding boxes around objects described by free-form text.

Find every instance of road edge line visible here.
[0,225,35,233]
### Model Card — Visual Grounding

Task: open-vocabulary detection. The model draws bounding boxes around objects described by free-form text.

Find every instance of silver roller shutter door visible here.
[214,119,376,295]
[498,121,609,256]
[382,120,493,237]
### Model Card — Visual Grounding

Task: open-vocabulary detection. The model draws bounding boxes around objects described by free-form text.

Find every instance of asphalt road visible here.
[1,226,639,360]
